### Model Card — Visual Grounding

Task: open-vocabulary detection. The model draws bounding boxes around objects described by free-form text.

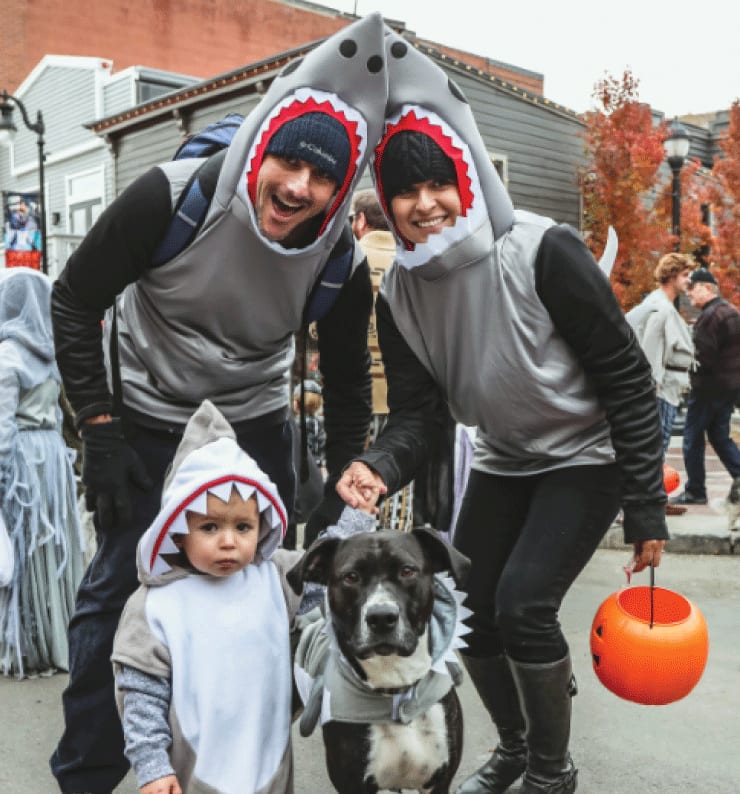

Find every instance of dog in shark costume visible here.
[288,526,472,794]
[339,25,667,794]
[112,400,303,794]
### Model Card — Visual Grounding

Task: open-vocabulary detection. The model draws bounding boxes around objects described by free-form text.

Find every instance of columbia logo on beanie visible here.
[266,112,351,187]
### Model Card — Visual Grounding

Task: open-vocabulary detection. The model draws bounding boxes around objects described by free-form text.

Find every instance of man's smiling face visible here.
[254,154,337,246]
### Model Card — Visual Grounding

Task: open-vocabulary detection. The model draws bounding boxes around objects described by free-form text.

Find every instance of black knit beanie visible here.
[380,131,457,204]
[265,112,351,187]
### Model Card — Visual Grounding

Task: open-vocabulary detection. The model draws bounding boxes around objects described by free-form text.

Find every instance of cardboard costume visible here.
[112,401,302,794]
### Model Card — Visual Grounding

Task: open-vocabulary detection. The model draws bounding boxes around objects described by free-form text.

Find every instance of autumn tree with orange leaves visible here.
[703,100,739,308]
[579,71,711,310]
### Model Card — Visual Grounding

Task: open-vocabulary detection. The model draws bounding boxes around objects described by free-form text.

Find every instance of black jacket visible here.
[690,298,740,399]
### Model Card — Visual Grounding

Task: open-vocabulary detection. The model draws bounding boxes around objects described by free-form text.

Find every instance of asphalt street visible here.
[1,548,738,793]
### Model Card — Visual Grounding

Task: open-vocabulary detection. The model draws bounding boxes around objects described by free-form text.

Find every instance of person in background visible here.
[0,267,84,680]
[48,15,386,792]
[113,400,302,794]
[669,267,740,507]
[337,33,667,794]
[626,252,694,516]
[285,380,326,551]
[350,188,415,533]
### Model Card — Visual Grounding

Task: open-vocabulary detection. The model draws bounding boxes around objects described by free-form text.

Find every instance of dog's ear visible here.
[411,527,471,588]
[286,536,342,594]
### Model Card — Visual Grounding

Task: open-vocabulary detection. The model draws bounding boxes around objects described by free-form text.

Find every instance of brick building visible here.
[1,0,351,93]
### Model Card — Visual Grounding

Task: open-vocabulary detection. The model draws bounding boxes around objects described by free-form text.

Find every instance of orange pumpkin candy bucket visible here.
[590,567,709,705]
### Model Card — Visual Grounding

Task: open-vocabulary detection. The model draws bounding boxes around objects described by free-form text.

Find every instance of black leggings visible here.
[453,464,620,664]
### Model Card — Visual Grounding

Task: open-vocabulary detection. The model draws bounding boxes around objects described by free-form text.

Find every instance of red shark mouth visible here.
[374,110,475,250]
[248,96,363,237]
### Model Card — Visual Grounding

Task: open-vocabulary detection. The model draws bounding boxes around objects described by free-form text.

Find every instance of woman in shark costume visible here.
[50,15,389,792]
[338,30,669,794]
[112,400,303,794]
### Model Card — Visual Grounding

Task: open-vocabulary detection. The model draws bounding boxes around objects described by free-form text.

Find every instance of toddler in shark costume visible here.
[112,400,303,794]
[338,28,669,794]
[50,15,389,792]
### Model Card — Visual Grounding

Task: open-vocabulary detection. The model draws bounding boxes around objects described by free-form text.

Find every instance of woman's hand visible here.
[630,539,666,573]
[337,461,387,514]
[141,774,182,794]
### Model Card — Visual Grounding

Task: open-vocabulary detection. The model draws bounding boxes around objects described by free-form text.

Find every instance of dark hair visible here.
[380,131,456,205]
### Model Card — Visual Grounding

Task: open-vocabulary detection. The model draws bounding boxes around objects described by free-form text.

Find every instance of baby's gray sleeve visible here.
[116,664,175,788]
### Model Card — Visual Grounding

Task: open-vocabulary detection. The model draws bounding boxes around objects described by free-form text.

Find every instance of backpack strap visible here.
[303,224,356,324]
[151,149,227,268]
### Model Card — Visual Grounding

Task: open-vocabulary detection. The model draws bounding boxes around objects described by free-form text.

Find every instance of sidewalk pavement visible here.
[600,416,740,556]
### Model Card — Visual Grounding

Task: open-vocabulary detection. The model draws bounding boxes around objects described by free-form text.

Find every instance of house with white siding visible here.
[0,55,196,277]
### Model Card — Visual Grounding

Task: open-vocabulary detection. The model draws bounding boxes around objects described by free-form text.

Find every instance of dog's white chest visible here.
[366,703,449,792]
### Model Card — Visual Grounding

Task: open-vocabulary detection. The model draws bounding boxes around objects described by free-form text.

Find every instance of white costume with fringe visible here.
[112,401,302,794]
[0,267,84,678]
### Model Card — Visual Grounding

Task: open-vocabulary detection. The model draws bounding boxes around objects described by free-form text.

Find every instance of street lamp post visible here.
[663,117,690,252]
[0,89,48,274]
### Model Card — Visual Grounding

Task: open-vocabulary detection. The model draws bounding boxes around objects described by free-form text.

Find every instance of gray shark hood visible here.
[211,12,388,256]
[371,27,515,273]
[137,400,288,585]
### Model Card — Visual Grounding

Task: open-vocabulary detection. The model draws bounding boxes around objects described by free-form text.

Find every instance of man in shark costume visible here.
[112,400,302,794]
[50,15,388,793]
[337,29,669,794]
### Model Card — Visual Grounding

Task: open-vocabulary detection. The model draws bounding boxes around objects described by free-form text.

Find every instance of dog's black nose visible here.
[366,603,399,634]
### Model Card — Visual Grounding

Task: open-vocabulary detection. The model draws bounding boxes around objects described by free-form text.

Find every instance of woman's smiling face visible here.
[390,179,462,245]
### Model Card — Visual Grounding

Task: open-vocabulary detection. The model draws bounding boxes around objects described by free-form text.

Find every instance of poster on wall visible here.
[3,191,42,270]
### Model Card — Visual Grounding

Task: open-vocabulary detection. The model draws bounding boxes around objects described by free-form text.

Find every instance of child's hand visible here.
[357,483,382,515]
[141,774,182,794]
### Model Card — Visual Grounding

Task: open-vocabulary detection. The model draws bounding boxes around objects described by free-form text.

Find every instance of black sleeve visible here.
[316,244,373,490]
[535,225,667,543]
[51,167,173,425]
[356,292,448,495]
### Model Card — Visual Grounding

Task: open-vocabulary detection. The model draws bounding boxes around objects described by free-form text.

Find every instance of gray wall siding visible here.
[104,77,136,118]
[14,68,99,167]
[447,69,585,227]
[114,94,263,193]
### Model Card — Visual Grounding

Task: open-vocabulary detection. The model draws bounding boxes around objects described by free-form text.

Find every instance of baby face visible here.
[179,489,260,577]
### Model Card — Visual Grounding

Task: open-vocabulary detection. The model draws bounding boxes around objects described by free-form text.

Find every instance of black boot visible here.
[510,655,578,794]
[455,654,527,794]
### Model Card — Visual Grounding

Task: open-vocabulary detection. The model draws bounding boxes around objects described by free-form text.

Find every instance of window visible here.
[489,152,508,184]
[66,169,104,236]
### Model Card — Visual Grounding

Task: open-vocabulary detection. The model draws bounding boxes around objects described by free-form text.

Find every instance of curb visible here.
[599,523,739,556]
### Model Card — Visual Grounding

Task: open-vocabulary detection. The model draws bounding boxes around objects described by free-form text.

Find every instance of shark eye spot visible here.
[448,77,468,104]
[281,58,302,77]
[340,39,358,58]
[366,55,383,73]
[390,41,408,58]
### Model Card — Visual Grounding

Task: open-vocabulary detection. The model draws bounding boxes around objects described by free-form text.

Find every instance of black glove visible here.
[81,418,153,532]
